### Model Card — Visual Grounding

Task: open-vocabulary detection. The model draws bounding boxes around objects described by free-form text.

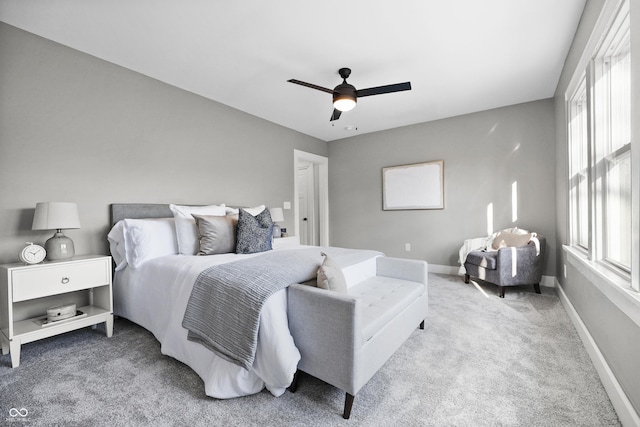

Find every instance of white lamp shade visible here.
[32,202,81,230]
[333,98,357,112]
[270,207,284,222]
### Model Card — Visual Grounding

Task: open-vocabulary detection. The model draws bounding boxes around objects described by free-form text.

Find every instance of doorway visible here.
[297,161,317,245]
[293,150,329,246]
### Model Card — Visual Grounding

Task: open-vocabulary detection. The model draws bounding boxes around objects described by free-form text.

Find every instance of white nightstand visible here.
[0,255,113,368]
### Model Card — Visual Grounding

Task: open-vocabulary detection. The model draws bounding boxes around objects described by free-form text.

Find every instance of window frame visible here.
[568,76,590,252]
[566,0,634,289]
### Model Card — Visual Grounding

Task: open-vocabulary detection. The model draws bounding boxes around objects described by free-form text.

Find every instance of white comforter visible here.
[113,245,379,399]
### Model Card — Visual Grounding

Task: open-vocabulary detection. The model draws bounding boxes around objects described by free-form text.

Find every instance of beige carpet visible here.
[0,273,620,426]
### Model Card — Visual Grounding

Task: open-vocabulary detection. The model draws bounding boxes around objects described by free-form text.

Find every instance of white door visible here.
[293,150,329,246]
[297,162,317,245]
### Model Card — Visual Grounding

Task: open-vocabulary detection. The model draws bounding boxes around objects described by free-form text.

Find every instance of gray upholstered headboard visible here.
[110,203,173,226]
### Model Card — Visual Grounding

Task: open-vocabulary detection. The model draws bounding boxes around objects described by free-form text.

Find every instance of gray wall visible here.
[4,6,638,416]
[328,99,557,275]
[0,23,326,264]
[554,0,640,416]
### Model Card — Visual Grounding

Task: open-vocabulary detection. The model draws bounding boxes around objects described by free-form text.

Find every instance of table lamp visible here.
[32,202,81,260]
[270,207,284,238]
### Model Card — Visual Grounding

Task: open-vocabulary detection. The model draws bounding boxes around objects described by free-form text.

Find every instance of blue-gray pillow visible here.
[235,208,273,254]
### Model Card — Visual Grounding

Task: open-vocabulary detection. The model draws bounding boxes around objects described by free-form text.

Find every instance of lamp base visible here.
[45,230,75,260]
[272,224,282,238]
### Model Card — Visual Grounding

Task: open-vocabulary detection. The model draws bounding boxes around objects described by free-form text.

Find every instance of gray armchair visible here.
[464,235,546,298]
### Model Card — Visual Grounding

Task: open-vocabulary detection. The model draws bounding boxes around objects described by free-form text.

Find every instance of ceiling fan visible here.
[288,68,412,121]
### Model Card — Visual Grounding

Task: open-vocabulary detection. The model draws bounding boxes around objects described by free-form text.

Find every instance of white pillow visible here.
[107,220,127,271]
[122,218,178,268]
[169,204,227,255]
[243,205,266,216]
[224,206,240,216]
[317,252,348,293]
[220,205,264,217]
[491,231,532,250]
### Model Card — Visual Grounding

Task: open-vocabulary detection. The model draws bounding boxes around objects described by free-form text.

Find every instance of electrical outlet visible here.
[405,243,411,252]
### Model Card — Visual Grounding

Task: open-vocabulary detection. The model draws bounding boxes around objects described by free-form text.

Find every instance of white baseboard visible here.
[540,275,556,288]
[429,264,461,275]
[430,264,556,288]
[557,281,640,427]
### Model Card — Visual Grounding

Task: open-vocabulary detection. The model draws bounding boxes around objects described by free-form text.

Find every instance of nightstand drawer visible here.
[12,259,109,302]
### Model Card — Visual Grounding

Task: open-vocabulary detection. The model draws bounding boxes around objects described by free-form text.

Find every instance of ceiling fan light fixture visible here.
[288,67,411,121]
[333,82,357,112]
[333,96,357,112]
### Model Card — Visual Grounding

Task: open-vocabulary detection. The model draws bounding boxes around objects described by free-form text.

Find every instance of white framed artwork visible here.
[382,160,444,210]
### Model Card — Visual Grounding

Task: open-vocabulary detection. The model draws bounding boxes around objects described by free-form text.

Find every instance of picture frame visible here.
[382,160,444,210]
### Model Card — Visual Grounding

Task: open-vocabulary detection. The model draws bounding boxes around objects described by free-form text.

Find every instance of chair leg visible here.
[498,286,505,298]
[464,274,470,284]
[343,393,355,419]
[534,283,541,294]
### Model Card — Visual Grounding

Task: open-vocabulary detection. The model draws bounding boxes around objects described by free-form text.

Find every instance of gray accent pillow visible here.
[317,252,348,293]
[192,214,238,255]
[235,208,273,254]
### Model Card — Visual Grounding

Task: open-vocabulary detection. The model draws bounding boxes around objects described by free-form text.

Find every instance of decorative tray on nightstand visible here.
[34,310,87,328]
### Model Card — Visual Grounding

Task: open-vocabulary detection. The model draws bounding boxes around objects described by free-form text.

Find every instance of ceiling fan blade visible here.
[288,79,334,94]
[356,82,412,98]
[330,109,342,121]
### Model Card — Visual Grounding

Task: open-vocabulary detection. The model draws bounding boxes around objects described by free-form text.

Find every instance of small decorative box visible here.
[47,303,76,322]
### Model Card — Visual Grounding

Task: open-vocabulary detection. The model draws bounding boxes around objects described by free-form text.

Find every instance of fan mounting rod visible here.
[338,68,352,80]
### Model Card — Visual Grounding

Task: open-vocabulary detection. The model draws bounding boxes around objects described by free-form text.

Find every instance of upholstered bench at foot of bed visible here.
[287,256,429,419]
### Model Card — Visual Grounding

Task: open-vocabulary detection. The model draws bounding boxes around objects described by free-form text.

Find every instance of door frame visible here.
[293,150,329,246]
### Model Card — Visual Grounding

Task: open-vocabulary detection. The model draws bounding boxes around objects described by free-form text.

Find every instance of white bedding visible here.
[113,243,380,399]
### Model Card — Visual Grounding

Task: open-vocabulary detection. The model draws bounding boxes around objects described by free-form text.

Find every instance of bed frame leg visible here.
[288,370,300,393]
[343,393,355,419]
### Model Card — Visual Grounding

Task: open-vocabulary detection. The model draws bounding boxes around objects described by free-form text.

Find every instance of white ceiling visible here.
[0,0,586,142]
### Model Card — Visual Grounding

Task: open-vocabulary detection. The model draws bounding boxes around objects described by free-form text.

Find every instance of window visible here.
[567,1,631,279]
[568,77,589,250]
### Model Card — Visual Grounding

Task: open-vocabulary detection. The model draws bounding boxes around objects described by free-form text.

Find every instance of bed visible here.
[108,203,382,399]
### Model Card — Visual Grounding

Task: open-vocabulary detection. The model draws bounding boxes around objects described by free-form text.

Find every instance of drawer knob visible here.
[61,277,70,285]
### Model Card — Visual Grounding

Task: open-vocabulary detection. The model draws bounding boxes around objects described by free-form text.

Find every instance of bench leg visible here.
[343,393,355,419]
[464,274,470,284]
[534,283,541,294]
[498,286,505,298]
[289,372,355,419]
